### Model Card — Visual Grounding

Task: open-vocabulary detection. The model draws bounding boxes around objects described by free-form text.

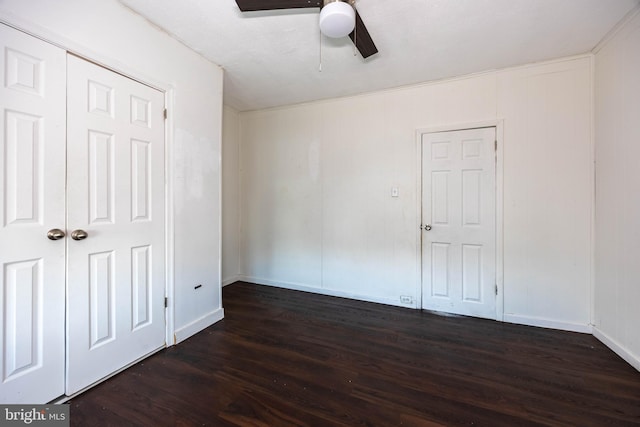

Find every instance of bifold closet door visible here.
[0,24,67,403]
[66,55,166,395]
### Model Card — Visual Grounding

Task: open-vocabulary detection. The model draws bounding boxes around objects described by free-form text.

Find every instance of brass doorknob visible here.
[71,229,88,241]
[47,228,66,240]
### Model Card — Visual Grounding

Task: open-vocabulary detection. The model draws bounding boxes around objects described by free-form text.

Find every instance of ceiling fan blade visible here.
[235,0,321,12]
[348,10,378,58]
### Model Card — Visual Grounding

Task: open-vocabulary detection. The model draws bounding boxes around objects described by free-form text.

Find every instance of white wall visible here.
[497,60,592,331]
[222,106,241,286]
[238,57,593,332]
[0,0,224,343]
[593,9,640,370]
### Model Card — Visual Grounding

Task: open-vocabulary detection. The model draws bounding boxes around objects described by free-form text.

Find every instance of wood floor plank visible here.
[70,282,640,426]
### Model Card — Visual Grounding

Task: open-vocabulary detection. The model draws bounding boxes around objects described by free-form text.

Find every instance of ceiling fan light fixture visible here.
[319,1,355,38]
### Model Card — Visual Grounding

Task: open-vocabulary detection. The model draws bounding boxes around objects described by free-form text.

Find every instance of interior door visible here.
[421,127,496,319]
[66,55,166,394]
[0,24,67,403]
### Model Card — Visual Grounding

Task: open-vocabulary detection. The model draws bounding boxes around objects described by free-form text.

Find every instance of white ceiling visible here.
[119,0,639,111]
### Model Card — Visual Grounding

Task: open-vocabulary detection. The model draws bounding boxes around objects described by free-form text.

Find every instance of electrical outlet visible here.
[400,295,413,305]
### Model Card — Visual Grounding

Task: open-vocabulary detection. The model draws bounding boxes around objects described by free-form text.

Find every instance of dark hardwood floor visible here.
[69,282,640,426]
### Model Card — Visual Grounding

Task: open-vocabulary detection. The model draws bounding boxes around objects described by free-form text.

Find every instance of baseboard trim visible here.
[503,314,592,334]
[173,307,225,344]
[239,276,415,309]
[593,327,640,372]
[222,276,241,287]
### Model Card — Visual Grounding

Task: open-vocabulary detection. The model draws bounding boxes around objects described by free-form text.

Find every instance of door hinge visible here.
[163,108,168,120]
[164,297,168,308]
[494,140,497,151]
[495,284,498,296]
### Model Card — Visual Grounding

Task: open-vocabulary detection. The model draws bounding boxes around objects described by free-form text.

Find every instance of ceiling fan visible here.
[234,0,378,58]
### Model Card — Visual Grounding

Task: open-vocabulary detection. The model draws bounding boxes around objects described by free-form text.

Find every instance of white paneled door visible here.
[421,127,497,319]
[66,55,166,395]
[0,24,67,404]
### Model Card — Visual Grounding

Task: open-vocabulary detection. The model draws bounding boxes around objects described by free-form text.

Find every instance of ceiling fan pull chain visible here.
[319,28,323,72]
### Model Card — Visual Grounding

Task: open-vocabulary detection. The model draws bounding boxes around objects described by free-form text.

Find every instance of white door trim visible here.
[415,120,504,321]
[164,88,176,346]
[0,19,176,346]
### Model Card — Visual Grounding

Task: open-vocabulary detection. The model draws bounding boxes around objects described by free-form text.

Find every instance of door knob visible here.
[47,228,66,240]
[71,229,88,241]
[424,224,432,231]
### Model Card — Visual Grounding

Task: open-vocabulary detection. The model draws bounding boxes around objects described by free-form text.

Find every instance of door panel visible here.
[421,127,496,319]
[66,55,166,395]
[0,23,66,403]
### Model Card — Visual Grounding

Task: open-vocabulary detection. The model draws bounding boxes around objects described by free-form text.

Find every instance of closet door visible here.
[0,24,66,403]
[66,55,166,394]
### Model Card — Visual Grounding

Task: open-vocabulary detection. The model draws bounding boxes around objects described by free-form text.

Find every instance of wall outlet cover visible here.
[400,295,413,304]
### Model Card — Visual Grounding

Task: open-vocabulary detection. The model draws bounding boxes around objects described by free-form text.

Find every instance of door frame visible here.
[415,120,505,321]
[0,19,176,346]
